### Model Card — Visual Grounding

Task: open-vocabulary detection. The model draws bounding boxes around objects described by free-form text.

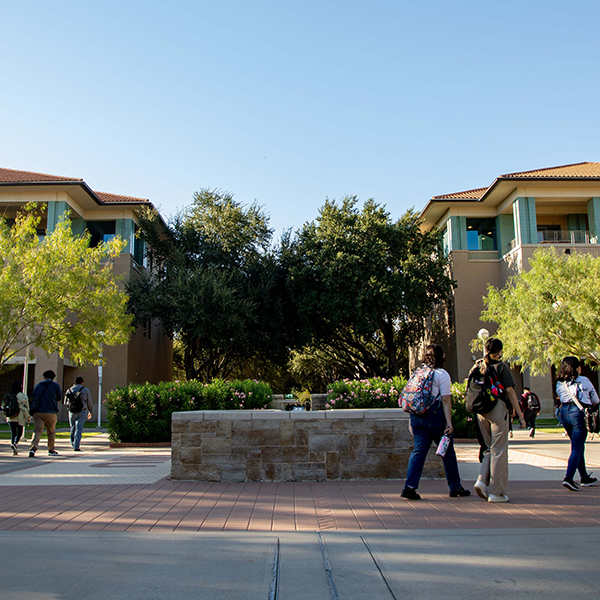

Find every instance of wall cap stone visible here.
[173,408,409,422]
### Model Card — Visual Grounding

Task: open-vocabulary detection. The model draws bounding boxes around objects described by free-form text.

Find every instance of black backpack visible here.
[2,393,20,418]
[527,393,541,412]
[65,389,84,413]
[465,361,506,414]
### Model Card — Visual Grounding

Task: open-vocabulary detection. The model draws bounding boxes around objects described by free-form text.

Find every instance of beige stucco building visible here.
[420,162,600,415]
[0,167,173,420]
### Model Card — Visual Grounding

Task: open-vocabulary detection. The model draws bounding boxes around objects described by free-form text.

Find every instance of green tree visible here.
[287,197,454,378]
[482,247,600,373]
[0,206,132,366]
[128,189,296,381]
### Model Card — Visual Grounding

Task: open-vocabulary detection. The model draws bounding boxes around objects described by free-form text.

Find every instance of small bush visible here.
[450,381,477,438]
[325,376,477,438]
[106,379,273,443]
[325,377,407,409]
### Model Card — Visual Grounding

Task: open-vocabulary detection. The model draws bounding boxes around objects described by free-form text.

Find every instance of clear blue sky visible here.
[1,0,599,236]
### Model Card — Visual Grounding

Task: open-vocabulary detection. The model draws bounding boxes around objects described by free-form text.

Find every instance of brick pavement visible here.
[1,478,598,532]
[1,429,599,533]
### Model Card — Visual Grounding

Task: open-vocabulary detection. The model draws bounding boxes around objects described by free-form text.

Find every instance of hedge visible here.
[106,379,273,443]
[325,377,476,438]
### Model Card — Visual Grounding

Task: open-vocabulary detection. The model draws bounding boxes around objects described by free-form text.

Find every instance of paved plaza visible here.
[0,428,599,598]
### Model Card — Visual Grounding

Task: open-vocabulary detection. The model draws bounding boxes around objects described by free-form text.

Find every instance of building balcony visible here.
[507,230,599,253]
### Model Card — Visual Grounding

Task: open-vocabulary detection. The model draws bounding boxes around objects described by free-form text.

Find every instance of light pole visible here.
[477,328,490,358]
[97,331,105,428]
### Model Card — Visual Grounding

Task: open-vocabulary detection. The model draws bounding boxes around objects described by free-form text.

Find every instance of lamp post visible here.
[477,328,490,358]
[97,331,105,428]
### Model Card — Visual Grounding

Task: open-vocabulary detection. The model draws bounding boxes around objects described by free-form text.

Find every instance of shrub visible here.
[325,377,407,409]
[450,381,477,439]
[106,379,273,443]
[325,376,477,439]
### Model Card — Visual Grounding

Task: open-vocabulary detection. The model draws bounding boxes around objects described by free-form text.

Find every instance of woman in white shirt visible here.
[556,356,599,491]
[401,344,470,500]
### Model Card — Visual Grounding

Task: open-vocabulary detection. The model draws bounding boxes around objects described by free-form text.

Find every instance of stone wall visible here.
[171,409,444,482]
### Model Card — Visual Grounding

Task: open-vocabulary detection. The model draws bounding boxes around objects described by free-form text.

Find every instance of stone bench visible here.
[171,409,444,482]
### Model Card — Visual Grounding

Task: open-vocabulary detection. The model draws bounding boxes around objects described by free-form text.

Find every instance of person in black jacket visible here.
[29,370,62,457]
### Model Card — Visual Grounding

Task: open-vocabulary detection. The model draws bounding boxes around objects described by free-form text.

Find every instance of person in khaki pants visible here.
[473,338,526,503]
[29,370,62,457]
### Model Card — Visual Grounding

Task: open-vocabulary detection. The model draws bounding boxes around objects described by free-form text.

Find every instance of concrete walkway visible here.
[1,428,599,599]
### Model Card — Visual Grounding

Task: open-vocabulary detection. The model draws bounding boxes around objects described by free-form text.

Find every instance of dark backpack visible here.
[400,364,438,414]
[2,393,20,418]
[465,361,506,414]
[65,389,84,413]
[527,393,541,412]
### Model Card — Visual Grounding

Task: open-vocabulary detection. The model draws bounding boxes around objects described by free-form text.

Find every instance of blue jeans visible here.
[69,409,88,450]
[406,402,461,491]
[560,403,589,480]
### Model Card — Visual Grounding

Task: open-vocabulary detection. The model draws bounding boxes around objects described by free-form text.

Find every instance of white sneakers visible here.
[474,480,488,499]
[488,493,510,503]
[474,481,510,503]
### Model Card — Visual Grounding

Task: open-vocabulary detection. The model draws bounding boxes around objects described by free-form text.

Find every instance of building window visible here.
[133,226,145,266]
[87,221,116,247]
[467,218,496,251]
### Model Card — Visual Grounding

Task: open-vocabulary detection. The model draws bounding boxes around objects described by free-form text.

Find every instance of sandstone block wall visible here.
[171,409,444,482]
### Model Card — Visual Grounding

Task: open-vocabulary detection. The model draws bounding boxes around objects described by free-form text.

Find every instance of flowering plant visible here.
[325,377,406,409]
[106,379,273,443]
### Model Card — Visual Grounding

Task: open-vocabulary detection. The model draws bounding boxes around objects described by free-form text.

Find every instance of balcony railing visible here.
[505,230,598,254]
[537,230,597,244]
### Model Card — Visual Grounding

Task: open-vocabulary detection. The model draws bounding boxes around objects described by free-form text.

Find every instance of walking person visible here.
[65,377,93,452]
[5,380,30,456]
[29,370,62,457]
[520,387,541,437]
[473,338,526,503]
[401,344,471,500]
[555,356,599,491]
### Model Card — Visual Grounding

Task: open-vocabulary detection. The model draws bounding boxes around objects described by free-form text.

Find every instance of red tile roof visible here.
[94,191,149,204]
[0,167,148,204]
[433,187,487,200]
[432,162,600,202]
[501,161,600,178]
[0,167,82,183]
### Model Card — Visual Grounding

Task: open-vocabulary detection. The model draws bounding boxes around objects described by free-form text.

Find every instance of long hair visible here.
[557,356,580,382]
[423,344,445,369]
[11,380,22,394]
[479,337,503,373]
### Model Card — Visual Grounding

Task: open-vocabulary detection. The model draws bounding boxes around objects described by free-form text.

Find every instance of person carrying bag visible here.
[556,356,599,491]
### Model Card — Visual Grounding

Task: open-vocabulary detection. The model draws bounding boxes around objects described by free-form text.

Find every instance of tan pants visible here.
[477,400,509,496]
[30,413,58,452]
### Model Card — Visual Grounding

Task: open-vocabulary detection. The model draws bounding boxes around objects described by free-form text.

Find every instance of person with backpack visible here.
[555,356,599,491]
[520,387,541,437]
[64,376,93,452]
[468,337,525,503]
[29,370,62,458]
[4,380,30,456]
[400,344,471,500]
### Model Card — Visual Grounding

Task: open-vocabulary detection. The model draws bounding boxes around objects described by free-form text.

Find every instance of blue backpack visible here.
[400,364,438,414]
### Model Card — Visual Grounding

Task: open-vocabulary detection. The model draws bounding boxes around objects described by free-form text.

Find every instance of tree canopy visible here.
[128,189,296,381]
[482,247,600,373]
[287,197,454,378]
[0,206,132,366]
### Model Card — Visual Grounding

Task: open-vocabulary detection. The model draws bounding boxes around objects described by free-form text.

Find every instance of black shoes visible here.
[48,450,59,456]
[581,473,598,487]
[562,478,579,491]
[401,487,422,500]
[402,486,471,499]
[449,486,471,498]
